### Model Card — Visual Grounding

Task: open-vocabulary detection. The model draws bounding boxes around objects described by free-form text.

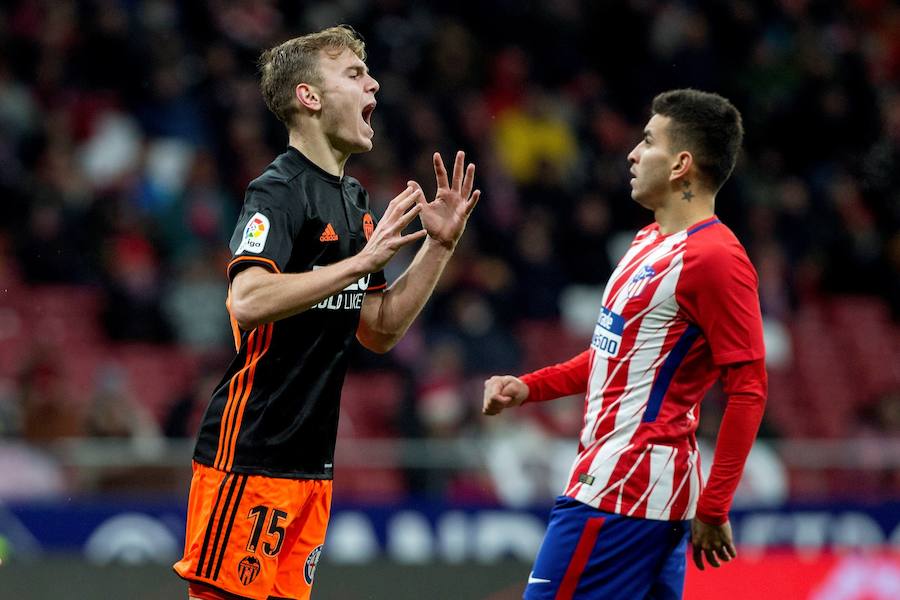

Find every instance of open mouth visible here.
[361,101,376,126]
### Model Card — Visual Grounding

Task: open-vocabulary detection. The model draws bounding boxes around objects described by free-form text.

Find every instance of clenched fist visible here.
[482,375,529,415]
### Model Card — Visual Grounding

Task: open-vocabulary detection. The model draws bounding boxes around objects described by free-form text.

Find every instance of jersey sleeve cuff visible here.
[713,348,764,367]
[366,283,387,293]
[695,507,729,526]
[227,256,282,281]
[519,373,543,403]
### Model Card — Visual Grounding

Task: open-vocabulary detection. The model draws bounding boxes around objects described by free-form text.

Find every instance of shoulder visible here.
[245,160,306,212]
[681,222,757,285]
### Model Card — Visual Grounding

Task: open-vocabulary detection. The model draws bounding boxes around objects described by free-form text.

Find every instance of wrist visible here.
[518,374,537,403]
[424,234,456,253]
[349,251,378,278]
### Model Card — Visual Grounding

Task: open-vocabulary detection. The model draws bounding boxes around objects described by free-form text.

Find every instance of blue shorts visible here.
[524,496,690,600]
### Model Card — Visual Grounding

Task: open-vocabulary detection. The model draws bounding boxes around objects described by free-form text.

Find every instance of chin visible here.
[351,131,375,153]
[630,191,652,210]
[339,137,374,155]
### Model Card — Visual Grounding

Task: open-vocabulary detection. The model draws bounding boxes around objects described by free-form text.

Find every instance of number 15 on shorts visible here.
[246,505,287,557]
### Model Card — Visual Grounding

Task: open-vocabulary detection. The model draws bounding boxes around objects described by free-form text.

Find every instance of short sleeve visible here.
[367,268,387,293]
[226,179,302,281]
[676,243,765,366]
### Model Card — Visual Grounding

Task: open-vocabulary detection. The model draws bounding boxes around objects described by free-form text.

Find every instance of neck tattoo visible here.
[681,179,694,202]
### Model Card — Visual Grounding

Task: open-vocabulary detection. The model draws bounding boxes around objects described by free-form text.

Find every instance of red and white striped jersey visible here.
[522,216,765,521]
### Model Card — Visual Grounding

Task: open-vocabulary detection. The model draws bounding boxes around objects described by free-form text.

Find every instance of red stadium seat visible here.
[516,319,588,373]
[790,306,857,437]
[109,344,200,422]
[332,466,407,502]
[24,285,105,346]
[339,372,404,438]
[829,296,900,400]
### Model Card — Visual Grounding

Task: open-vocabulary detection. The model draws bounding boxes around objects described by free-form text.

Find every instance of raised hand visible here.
[358,185,428,272]
[414,150,480,249]
[483,375,529,415]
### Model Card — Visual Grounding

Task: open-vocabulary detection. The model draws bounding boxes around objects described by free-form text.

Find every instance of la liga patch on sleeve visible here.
[237,212,270,254]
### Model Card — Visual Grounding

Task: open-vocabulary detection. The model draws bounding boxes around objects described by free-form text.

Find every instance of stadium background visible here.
[0,0,898,598]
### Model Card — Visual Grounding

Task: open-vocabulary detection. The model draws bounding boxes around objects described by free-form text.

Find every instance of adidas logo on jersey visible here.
[320,223,339,242]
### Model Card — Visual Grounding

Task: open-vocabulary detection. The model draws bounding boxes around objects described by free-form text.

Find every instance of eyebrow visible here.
[345,65,367,75]
[643,129,653,141]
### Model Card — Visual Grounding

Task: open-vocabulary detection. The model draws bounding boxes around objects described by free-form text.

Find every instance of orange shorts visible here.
[174,461,333,600]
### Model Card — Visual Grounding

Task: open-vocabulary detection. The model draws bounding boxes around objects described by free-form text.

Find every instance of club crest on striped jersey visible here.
[304,544,323,585]
[238,555,261,585]
[237,212,270,254]
[624,265,656,299]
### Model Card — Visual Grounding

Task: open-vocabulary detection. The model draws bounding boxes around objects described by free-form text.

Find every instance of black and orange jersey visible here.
[193,146,386,479]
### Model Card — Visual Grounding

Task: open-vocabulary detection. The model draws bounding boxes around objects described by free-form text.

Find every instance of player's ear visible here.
[670,151,693,182]
[296,83,321,112]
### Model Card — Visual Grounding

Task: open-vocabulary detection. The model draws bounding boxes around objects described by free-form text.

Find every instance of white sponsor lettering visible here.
[312,267,370,311]
[591,307,624,358]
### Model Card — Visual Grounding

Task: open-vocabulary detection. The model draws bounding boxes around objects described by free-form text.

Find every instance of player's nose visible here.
[627,148,638,164]
[367,75,380,94]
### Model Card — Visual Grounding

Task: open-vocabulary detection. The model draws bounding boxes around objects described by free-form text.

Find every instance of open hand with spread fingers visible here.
[413,150,481,249]
[358,185,428,273]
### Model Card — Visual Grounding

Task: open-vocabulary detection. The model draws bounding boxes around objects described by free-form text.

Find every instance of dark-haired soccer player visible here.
[483,89,766,600]
[174,26,480,600]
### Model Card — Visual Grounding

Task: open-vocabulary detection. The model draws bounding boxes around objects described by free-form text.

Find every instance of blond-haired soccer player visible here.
[174,26,480,600]
[484,89,766,599]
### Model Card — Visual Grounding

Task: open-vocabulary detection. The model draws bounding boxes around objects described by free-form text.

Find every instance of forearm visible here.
[696,359,768,524]
[363,237,452,345]
[520,350,591,403]
[230,258,370,329]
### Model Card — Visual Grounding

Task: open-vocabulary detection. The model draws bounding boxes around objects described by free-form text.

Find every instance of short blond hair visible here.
[258,25,367,128]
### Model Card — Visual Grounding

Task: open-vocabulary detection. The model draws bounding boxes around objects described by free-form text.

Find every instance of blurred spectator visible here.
[493,91,578,185]
[0,442,66,500]
[431,290,521,376]
[18,351,84,443]
[163,368,222,439]
[511,207,566,319]
[558,192,614,285]
[163,252,230,349]
[84,363,160,439]
[101,232,172,342]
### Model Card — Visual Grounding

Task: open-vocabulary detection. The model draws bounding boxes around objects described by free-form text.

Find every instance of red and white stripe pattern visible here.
[563,222,707,520]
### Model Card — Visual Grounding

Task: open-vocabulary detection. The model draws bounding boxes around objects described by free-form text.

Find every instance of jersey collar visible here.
[285,146,343,185]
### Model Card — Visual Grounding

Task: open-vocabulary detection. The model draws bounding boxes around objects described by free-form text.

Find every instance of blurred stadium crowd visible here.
[0,0,898,504]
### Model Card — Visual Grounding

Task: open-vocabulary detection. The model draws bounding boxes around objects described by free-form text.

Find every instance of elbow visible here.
[229,295,263,331]
[357,330,400,354]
